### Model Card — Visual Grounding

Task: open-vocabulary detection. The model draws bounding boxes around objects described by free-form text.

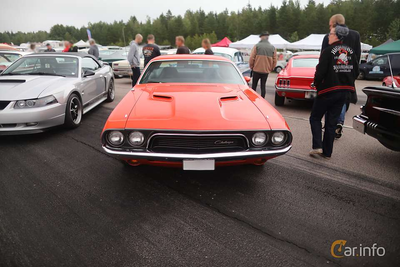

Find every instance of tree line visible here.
[1,0,399,50]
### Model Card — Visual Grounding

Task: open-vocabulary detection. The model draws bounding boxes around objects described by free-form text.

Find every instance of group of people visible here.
[127,34,214,86]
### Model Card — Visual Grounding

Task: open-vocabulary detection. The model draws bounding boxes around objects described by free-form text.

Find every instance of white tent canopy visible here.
[286,33,373,51]
[286,34,325,50]
[229,34,290,50]
[74,40,90,48]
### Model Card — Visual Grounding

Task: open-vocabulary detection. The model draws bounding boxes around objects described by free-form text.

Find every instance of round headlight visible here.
[128,131,145,146]
[271,132,286,145]
[252,132,267,146]
[108,131,124,146]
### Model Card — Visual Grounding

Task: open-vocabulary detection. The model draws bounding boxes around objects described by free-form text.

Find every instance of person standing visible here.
[249,31,277,98]
[27,43,36,53]
[127,34,143,87]
[44,43,55,52]
[202,39,214,55]
[321,14,361,139]
[88,39,99,59]
[175,36,190,54]
[63,41,78,52]
[310,25,359,159]
[142,34,161,68]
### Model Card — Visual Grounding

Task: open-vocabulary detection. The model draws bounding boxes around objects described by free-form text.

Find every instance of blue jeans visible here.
[338,104,347,125]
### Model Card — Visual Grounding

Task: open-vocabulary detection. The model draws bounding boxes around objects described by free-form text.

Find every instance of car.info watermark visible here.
[331,240,385,258]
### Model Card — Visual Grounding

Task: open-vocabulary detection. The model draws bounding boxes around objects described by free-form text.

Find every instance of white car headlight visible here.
[252,132,267,146]
[128,131,145,146]
[271,132,286,145]
[108,131,124,146]
[15,95,57,109]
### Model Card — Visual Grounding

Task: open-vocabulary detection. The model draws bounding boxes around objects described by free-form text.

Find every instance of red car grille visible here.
[148,135,248,154]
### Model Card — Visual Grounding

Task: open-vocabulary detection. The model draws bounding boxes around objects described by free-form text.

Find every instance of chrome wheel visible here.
[106,80,115,102]
[70,96,82,124]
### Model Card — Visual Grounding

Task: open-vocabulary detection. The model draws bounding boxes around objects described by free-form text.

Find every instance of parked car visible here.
[382,75,400,87]
[274,51,320,73]
[353,86,400,151]
[98,49,129,65]
[112,49,173,77]
[274,55,319,106]
[101,55,292,170]
[192,47,250,76]
[0,53,115,134]
[359,53,400,80]
[0,51,30,73]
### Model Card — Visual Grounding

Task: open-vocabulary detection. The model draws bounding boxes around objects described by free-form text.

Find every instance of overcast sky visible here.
[1,0,331,32]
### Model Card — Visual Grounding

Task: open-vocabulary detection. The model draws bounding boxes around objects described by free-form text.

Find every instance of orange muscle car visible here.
[101,55,292,170]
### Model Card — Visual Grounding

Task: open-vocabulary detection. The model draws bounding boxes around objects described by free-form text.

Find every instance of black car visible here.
[353,86,400,151]
[359,53,400,80]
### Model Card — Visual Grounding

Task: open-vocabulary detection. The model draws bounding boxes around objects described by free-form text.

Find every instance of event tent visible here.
[74,40,90,48]
[369,40,400,55]
[229,34,290,50]
[0,44,18,51]
[286,34,325,50]
[212,37,232,47]
[287,34,373,51]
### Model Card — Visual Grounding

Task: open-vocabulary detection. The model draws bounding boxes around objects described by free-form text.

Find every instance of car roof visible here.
[151,54,232,62]
[193,47,239,56]
[25,52,94,58]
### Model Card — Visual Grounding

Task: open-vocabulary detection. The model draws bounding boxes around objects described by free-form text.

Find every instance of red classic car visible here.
[274,55,319,106]
[382,75,400,87]
[101,55,292,170]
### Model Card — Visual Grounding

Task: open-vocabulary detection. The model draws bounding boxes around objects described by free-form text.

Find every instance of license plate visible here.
[305,91,317,99]
[183,159,215,170]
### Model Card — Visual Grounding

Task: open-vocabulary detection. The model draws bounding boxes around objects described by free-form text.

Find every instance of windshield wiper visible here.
[146,80,164,83]
[0,73,25,76]
[27,72,66,77]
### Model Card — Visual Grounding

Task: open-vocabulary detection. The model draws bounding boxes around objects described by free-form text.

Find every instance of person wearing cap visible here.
[44,43,55,52]
[321,14,361,139]
[249,31,277,98]
[309,25,359,159]
[88,39,99,59]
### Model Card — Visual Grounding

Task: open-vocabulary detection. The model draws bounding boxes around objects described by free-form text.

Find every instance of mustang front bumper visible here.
[102,145,292,161]
[0,101,65,135]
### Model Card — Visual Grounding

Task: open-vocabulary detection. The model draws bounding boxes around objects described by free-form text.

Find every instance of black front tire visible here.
[275,92,285,106]
[274,66,282,73]
[64,93,83,129]
[106,79,115,102]
[379,140,400,152]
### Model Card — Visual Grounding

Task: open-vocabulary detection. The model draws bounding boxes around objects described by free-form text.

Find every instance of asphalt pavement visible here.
[0,75,399,267]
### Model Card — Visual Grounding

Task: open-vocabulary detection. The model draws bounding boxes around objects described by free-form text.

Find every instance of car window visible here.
[140,60,244,85]
[389,55,400,69]
[82,57,100,71]
[292,58,319,68]
[1,56,79,77]
[372,57,388,66]
[0,53,21,62]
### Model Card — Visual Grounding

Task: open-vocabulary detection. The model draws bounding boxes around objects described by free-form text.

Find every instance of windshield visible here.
[292,58,319,68]
[1,56,79,77]
[140,60,245,85]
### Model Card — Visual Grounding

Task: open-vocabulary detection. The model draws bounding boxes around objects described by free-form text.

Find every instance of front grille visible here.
[0,101,10,110]
[148,135,248,154]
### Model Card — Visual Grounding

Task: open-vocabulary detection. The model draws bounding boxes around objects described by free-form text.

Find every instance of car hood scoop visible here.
[0,79,26,83]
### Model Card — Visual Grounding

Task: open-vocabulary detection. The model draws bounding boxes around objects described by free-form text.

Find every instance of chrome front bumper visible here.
[0,101,65,134]
[353,115,367,134]
[102,145,292,161]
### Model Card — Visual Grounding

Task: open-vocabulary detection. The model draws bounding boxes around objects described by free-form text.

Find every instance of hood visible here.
[0,76,66,100]
[124,84,270,131]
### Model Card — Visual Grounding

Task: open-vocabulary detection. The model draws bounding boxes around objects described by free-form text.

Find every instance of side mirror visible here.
[83,70,95,77]
[244,76,251,83]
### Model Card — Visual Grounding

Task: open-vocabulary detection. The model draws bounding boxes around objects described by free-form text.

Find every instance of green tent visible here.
[369,40,400,55]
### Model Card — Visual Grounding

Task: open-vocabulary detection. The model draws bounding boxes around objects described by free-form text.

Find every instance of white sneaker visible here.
[309,148,323,155]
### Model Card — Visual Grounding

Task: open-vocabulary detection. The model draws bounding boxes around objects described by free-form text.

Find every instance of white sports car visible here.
[0,53,115,135]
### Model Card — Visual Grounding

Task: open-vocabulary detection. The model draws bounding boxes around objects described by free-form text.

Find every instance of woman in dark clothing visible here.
[202,39,214,55]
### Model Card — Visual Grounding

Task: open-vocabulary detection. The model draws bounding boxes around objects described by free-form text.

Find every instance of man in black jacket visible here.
[310,25,359,158]
[321,14,361,138]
